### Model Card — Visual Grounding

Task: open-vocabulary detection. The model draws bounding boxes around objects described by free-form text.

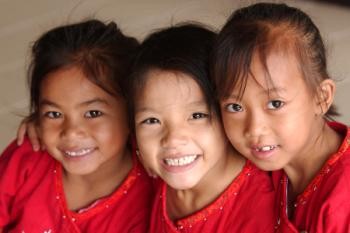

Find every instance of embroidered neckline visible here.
[280,122,350,208]
[162,160,253,229]
[276,123,350,231]
[54,150,141,221]
[294,122,349,205]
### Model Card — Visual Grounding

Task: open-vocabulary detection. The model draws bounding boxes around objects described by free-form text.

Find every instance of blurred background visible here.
[0,0,349,151]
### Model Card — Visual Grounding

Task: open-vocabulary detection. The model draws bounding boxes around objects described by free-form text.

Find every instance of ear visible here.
[315,79,336,115]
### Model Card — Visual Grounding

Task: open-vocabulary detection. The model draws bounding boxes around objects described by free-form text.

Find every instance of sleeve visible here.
[0,139,42,226]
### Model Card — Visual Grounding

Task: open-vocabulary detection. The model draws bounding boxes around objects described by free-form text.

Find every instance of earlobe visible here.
[316,79,336,115]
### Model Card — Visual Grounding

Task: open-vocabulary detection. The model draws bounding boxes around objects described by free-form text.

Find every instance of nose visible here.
[244,110,267,139]
[60,117,85,139]
[161,124,188,149]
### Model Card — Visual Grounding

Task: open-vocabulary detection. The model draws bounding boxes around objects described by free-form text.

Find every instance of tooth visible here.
[164,155,197,166]
[65,148,92,157]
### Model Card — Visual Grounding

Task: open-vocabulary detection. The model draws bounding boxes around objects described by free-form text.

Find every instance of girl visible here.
[213,3,350,232]
[0,19,153,232]
[128,23,277,232]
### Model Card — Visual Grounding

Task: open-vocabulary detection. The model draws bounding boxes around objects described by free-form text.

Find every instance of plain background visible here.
[0,0,349,151]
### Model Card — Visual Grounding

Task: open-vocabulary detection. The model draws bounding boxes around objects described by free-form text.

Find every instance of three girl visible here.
[7,2,350,232]
[0,20,153,232]
[213,2,350,232]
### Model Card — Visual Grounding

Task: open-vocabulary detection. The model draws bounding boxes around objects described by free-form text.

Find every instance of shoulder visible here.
[0,138,53,179]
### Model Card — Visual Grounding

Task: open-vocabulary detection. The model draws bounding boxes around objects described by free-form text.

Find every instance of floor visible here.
[0,0,349,151]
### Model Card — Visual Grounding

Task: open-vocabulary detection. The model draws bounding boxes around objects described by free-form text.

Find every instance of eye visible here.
[190,112,209,120]
[225,103,243,113]
[44,111,62,119]
[85,110,103,118]
[141,118,160,125]
[267,100,284,110]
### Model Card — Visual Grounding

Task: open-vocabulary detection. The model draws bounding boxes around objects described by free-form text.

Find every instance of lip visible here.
[161,154,200,173]
[60,147,96,160]
[250,145,278,160]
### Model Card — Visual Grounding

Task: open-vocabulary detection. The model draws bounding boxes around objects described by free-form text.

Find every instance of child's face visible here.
[134,69,228,190]
[220,52,322,171]
[38,66,130,176]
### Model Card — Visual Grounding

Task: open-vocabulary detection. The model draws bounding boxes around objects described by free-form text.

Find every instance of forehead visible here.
[249,50,303,90]
[135,69,205,108]
[40,66,117,104]
[143,69,202,95]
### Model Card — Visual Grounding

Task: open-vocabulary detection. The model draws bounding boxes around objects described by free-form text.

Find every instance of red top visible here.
[0,138,154,233]
[274,122,350,233]
[149,160,278,233]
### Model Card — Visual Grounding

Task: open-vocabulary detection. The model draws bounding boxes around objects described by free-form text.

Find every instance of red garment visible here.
[0,138,154,233]
[149,160,278,233]
[274,122,350,233]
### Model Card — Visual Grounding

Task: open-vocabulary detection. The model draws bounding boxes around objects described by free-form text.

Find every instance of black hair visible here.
[127,23,218,129]
[212,2,338,118]
[28,19,139,120]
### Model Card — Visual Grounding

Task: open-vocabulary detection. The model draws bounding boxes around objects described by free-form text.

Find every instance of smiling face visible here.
[134,69,229,190]
[220,51,324,171]
[38,66,130,177]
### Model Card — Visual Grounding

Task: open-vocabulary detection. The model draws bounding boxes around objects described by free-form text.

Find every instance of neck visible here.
[63,148,132,211]
[284,122,342,198]
[166,144,245,220]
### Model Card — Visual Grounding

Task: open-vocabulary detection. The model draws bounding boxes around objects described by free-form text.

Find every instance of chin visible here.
[254,161,282,171]
[64,166,97,176]
[166,178,199,191]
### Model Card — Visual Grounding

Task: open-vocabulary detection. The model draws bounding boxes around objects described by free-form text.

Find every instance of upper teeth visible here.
[64,148,93,157]
[255,146,276,152]
[164,155,198,166]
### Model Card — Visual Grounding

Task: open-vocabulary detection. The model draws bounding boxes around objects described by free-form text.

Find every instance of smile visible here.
[164,154,198,166]
[64,148,95,157]
[254,145,277,152]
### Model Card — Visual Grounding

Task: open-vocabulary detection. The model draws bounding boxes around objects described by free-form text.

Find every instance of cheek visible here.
[96,121,129,145]
[221,116,240,139]
[201,123,227,149]
[38,122,60,144]
[135,125,161,147]
[136,133,156,156]
[135,129,161,167]
[137,143,159,170]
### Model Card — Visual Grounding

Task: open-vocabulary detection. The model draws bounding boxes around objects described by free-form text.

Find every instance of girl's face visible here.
[38,66,130,177]
[134,69,229,190]
[220,52,323,171]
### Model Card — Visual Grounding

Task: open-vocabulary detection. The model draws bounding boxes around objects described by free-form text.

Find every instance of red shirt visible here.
[274,122,350,233]
[0,138,154,233]
[149,160,278,233]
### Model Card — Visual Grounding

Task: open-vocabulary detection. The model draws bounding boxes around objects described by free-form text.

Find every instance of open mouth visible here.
[163,154,198,167]
[254,145,277,152]
[63,148,95,157]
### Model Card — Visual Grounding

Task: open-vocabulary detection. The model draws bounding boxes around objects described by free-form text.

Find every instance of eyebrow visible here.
[40,98,110,108]
[225,86,287,100]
